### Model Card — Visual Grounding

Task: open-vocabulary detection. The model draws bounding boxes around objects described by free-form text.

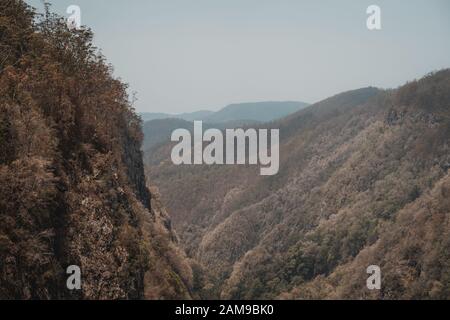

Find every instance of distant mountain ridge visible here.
[141,101,309,153]
[203,101,309,123]
[139,110,214,122]
[139,101,309,123]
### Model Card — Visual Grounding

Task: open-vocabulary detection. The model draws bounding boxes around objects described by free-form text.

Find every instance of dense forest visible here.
[0,0,195,299]
[147,71,450,299]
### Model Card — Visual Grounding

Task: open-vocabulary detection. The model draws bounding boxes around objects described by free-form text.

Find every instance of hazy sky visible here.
[27,0,450,113]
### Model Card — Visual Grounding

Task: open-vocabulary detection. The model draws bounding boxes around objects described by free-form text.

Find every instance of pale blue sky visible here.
[27,0,450,113]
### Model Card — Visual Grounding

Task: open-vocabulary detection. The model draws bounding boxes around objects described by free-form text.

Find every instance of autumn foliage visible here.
[147,72,450,299]
[0,0,192,299]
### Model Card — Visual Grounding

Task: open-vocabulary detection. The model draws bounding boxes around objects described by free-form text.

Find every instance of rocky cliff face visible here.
[0,0,192,299]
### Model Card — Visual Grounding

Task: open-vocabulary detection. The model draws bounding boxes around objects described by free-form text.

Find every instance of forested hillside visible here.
[0,0,194,299]
[146,71,450,299]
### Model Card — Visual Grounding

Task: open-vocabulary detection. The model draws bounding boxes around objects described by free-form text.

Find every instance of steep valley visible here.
[2,0,450,301]
[146,71,450,299]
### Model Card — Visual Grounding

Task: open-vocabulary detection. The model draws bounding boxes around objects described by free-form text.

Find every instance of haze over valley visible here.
[1,0,450,301]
